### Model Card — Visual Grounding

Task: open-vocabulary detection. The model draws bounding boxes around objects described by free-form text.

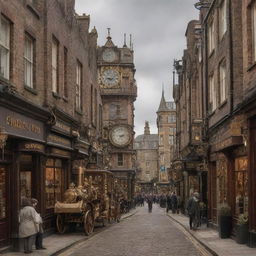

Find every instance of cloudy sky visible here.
[75,0,198,136]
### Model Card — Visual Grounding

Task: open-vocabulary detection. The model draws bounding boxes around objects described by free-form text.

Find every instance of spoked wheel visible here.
[84,210,94,236]
[56,214,66,234]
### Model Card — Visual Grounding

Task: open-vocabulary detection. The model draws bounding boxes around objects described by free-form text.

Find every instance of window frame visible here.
[0,15,11,80]
[219,0,227,40]
[24,33,35,89]
[51,37,59,93]
[219,59,227,104]
[117,153,123,166]
[75,60,82,111]
[208,18,215,55]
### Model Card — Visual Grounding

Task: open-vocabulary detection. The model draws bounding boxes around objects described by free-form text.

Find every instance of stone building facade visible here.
[134,122,158,193]
[173,0,256,246]
[156,91,176,193]
[0,0,102,249]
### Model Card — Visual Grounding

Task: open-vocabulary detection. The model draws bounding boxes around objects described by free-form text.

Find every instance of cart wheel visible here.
[84,210,94,236]
[56,214,66,234]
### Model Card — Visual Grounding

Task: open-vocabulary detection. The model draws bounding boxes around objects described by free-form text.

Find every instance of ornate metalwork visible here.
[194,0,212,10]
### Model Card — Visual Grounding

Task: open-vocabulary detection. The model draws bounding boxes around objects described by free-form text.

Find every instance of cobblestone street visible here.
[59,205,207,256]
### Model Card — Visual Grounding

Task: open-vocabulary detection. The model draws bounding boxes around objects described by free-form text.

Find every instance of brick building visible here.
[0,0,102,249]
[173,0,256,246]
[173,19,208,210]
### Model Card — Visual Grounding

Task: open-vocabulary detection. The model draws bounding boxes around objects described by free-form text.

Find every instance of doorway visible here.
[0,164,10,247]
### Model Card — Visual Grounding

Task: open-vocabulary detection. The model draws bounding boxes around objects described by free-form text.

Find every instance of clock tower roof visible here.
[104,28,115,48]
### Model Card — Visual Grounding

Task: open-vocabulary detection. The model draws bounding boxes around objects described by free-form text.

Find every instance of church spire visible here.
[144,121,150,135]
[157,86,169,112]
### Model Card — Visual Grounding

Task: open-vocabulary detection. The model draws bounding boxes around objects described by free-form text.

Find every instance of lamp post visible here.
[0,128,8,160]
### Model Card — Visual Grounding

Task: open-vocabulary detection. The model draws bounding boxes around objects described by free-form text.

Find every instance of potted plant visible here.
[236,213,249,244]
[218,203,232,238]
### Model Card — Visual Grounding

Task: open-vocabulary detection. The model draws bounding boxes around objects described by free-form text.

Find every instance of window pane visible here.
[45,167,55,209]
[55,168,62,202]
[0,16,10,79]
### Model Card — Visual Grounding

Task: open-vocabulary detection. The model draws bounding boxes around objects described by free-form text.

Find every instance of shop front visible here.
[0,101,50,250]
[44,132,73,231]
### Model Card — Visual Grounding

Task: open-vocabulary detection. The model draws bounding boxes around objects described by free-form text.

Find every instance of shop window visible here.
[217,159,227,205]
[45,158,63,209]
[20,154,33,200]
[0,167,6,219]
[235,157,248,215]
[20,171,31,199]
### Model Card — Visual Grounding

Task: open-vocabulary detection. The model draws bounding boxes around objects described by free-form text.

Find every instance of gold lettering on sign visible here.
[48,134,71,146]
[6,116,41,134]
[55,121,71,133]
[51,148,70,157]
[24,143,44,151]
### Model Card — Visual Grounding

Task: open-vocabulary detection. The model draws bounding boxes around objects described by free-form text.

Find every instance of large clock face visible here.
[102,49,116,62]
[110,125,131,147]
[102,69,119,87]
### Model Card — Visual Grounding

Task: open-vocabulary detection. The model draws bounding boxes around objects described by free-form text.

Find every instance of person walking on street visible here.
[31,198,46,250]
[19,197,38,254]
[170,192,178,214]
[146,194,153,213]
[186,192,200,230]
[166,192,172,213]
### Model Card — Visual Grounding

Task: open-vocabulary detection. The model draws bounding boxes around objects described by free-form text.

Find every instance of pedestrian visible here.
[186,192,200,230]
[166,192,172,213]
[19,197,38,254]
[146,194,153,213]
[170,192,178,214]
[31,198,46,250]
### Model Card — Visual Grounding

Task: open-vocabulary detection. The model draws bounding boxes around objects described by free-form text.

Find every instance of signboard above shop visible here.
[0,106,45,142]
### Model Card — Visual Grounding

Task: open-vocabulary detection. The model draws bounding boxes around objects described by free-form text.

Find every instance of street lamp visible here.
[0,128,8,160]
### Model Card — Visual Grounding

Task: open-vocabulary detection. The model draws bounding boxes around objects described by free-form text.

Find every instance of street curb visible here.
[167,214,219,256]
[121,209,138,220]
[50,210,138,256]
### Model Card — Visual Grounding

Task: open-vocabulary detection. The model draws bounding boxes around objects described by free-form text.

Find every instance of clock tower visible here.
[97,30,137,201]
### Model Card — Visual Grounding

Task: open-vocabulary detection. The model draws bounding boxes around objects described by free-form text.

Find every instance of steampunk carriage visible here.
[54,170,121,235]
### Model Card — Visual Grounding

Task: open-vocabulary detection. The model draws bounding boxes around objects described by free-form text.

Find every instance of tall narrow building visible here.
[134,121,159,193]
[97,31,137,200]
[156,90,176,193]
